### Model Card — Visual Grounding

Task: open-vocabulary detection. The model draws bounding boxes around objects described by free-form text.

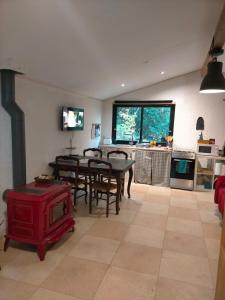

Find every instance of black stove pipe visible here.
[0,69,26,187]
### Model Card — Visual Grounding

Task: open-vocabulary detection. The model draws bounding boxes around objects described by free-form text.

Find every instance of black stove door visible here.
[170,158,195,180]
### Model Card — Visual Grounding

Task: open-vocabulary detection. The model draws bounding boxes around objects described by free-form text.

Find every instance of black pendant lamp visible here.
[200,48,225,94]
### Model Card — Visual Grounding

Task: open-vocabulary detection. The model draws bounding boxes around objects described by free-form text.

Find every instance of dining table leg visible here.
[115,173,121,214]
[127,167,133,198]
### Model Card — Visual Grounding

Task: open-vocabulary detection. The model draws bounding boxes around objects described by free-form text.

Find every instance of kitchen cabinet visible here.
[134,150,152,185]
[100,145,172,186]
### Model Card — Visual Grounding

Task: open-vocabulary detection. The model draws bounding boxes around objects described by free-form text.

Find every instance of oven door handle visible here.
[173,159,193,163]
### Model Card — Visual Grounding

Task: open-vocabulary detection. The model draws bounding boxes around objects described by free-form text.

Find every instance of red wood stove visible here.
[4,181,75,260]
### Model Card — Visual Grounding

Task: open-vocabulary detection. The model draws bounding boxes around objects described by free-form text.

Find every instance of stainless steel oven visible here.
[170,150,196,190]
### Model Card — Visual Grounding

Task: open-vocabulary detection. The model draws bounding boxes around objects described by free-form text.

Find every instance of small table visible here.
[4,181,75,261]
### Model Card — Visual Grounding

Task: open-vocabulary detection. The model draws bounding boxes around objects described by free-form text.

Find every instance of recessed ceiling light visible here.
[160,71,165,75]
[121,83,125,87]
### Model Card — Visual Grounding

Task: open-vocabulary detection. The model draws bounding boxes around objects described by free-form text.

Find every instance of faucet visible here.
[131,132,134,142]
[129,131,134,145]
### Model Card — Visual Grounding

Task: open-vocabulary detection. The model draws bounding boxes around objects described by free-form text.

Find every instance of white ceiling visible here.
[0,0,224,100]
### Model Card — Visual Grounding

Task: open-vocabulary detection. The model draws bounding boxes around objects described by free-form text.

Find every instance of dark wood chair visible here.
[83,148,103,158]
[55,155,88,206]
[88,159,119,217]
[70,154,89,199]
[107,150,128,160]
[107,150,128,199]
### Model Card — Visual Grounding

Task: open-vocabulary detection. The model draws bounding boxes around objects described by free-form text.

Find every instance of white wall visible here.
[0,76,102,235]
[102,71,225,150]
[16,77,103,181]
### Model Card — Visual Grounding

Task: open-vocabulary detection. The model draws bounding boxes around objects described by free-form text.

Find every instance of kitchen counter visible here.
[100,144,172,187]
[196,154,225,160]
[100,144,172,152]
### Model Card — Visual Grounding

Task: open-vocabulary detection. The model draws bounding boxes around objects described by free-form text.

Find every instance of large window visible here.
[112,102,175,144]
[115,106,141,142]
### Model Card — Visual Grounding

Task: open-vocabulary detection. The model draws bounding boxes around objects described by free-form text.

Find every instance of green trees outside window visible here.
[112,103,175,144]
[115,106,141,141]
[142,107,172,142]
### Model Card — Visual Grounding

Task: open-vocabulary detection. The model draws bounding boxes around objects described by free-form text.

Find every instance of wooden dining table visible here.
[48,156,135,199]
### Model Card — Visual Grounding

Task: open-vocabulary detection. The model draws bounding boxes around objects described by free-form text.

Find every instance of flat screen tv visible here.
[62,107,84,131]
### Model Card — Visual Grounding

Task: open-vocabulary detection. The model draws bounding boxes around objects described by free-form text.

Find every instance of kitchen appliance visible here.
[170,150,196,190]
[197,143,219,156]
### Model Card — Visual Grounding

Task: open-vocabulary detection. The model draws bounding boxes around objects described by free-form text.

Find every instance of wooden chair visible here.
[70,154,89,200]
[107,150,128,199]
[88,159,119,217]
[83,148,103,185]
[55,155,88,206]
[107,150,128,160]
[83,148,103,158]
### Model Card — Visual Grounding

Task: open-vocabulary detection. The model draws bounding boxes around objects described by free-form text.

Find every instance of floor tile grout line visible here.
[0,251,64,285]
[38,254,110,299]
[90,261,111,300]
[0,273,41,300]
[27,286,82,300]
[197,198,219,289]
[153,191,171,300]
[90,192,158,300]
[85,196,138,300]
[66,236,121,265]
[203,234,219,289]
[155,190,216,298]
[158,274,216,292]
[91,219,128,300]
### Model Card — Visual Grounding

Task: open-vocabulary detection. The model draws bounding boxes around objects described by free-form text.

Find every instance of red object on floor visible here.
[214,176,225,215]
[4,181,75,260]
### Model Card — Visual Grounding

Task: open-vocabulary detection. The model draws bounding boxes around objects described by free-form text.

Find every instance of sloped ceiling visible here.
[0,0,224,100]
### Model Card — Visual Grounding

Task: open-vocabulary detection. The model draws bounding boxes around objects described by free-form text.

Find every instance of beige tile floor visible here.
[0,184,222,300]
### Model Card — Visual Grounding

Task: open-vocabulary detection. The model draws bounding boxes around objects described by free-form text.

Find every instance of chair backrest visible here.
[83,148,103,158]
[55,155,79,181]
[107,150,128,160]
[88,159,112,188]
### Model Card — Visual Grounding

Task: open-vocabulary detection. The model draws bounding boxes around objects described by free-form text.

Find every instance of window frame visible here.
[112,102,175,145]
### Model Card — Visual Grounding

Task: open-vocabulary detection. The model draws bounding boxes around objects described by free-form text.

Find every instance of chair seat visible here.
[103,174,125,181]
[59,176,86,187]
[92,181,117,192]
[76,178,87,186]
